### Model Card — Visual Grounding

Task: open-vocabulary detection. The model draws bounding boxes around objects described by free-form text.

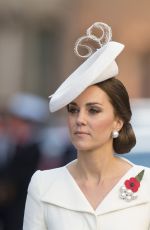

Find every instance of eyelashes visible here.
[67,107,79,114]
[67,106,102,115]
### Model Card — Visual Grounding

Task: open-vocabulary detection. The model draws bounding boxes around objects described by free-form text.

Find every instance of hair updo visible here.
[96,78,136,154]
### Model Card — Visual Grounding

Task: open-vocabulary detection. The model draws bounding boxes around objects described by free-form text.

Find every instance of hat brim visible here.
[49,41,124,112]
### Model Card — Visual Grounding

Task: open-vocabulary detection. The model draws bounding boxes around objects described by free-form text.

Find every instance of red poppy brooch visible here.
[120,169,145,202]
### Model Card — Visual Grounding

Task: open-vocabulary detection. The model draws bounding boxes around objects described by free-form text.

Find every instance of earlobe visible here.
[112,119,123,139]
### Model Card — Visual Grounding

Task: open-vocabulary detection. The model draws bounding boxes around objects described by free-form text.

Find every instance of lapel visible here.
[41,167,94,213]
[41,165,150,215]
[95,165,150,215]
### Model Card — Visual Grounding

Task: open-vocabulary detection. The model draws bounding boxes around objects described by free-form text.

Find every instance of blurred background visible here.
[0,0,150,229]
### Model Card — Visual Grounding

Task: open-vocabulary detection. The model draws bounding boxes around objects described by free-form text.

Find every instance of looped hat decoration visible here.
[49,22,124,112]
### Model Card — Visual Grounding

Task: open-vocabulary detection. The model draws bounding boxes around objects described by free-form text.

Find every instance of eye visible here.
[67,105,79,114]
[89,107,101,114]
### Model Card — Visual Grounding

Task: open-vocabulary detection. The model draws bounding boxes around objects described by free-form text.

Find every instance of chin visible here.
[71,136,96,152]
[73,142,93,152]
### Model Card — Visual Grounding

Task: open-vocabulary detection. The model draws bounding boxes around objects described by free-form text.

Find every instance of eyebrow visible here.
[69,102,103,106]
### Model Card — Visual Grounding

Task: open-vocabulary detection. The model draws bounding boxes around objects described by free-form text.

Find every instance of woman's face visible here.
[67,85,123,152]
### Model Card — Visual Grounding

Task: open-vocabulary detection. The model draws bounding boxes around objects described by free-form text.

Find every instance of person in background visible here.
[0,93,49,230]
[23,22,150,230]
[0,109,10,172]
[0,109,10,230]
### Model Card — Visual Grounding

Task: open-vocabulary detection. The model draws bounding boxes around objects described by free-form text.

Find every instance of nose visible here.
[76,110,87,126]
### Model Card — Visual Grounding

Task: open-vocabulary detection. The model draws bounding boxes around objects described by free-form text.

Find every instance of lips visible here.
[74,131,90,135]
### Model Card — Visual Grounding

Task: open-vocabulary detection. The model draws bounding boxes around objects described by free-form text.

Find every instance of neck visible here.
[75,147,118,183]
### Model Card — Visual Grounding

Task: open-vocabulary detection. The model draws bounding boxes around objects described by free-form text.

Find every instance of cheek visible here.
[91,116,114,133]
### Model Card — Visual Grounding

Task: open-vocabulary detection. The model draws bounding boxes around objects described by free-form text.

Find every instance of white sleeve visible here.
[23,171,47,230]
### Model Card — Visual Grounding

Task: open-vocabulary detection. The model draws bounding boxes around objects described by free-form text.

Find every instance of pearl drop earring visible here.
[112,130,119,138]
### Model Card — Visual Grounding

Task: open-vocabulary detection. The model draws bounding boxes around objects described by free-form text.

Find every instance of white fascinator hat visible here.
[49,22,124,112]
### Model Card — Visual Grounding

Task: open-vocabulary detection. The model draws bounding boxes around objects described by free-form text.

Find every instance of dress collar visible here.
[41,162,149,215]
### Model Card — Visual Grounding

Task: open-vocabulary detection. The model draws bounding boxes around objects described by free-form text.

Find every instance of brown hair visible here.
[95,77,136,154]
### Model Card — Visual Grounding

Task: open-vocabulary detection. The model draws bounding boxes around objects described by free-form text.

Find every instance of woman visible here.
[23,22,150,230]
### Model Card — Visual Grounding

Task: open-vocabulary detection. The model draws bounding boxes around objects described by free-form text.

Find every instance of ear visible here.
[113,117,124,132]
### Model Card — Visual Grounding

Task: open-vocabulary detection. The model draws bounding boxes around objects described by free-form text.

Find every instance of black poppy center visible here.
[130,182,135,187]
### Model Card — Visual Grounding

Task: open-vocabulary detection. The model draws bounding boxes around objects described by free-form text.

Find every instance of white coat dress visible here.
[23,159,150,230]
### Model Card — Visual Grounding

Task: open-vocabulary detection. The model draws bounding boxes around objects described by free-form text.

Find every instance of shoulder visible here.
[133,164,150,175]
[121,157,150,175]
[132,163,150,177]
[28,167,66,198]
[33,166,65,181]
